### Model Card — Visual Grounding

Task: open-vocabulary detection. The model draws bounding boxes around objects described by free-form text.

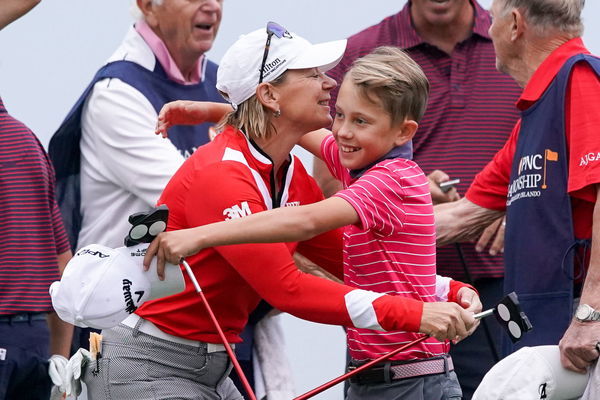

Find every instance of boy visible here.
[149,46,477,399]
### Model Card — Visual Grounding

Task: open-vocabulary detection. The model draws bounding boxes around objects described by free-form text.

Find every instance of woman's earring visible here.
[274,109,281,118]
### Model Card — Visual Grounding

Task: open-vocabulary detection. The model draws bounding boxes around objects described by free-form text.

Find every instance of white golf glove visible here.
[48,354,68,400]
[65,348,92,397]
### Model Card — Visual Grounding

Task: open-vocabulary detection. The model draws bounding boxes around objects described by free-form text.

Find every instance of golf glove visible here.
[65,348,92,397]
[48,354,68,400]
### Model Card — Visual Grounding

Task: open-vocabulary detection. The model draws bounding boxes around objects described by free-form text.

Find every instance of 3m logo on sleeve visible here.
[223,201,252,220]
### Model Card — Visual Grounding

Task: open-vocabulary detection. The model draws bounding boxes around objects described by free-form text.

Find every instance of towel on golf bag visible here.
[254,313,295,400]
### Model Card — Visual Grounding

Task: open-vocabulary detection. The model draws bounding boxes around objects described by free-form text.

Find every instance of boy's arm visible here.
[155,101,232,137]
[298,128,330,159]
[145,196,358,274]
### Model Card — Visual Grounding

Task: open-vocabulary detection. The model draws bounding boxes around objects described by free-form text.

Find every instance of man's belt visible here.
[348,356,454,385]
[0,313,47,323]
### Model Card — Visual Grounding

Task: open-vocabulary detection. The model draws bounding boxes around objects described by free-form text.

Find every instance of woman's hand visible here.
[420,302,475,342]
[143,228,204,280]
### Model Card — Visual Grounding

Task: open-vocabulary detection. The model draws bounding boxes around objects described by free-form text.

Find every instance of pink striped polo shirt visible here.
[322,135,448,361]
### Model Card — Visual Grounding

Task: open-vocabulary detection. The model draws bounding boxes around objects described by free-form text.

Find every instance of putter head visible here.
[124,205,169,246]
[493,292,533,343]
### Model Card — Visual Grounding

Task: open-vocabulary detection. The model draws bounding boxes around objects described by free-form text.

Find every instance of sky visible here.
[3,0,598,150]
[1,1,599,399]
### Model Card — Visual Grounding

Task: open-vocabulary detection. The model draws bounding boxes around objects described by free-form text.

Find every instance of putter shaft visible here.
[181,260,257,400]
[474,309,494,319]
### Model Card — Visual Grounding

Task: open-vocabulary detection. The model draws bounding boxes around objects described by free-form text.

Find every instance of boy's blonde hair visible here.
[346,46,429,126]
[217,74,287,141]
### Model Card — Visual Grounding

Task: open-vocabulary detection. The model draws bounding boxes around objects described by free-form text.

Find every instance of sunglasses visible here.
[258,21,292,84]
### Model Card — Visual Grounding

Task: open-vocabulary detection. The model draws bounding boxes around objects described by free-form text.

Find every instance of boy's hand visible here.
[455,287,482,337]
[456,287,482,314]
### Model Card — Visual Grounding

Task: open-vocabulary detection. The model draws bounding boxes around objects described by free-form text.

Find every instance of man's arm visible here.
[48,250,73,357]
[559,184,600,373]
[434,197,504,247]
[0,0,40,30]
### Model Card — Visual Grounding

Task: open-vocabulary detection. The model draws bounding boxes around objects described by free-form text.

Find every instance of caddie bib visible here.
[502,54,600,355]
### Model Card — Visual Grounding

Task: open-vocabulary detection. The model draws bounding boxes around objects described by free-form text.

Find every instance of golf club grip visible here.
[293,335,429,400]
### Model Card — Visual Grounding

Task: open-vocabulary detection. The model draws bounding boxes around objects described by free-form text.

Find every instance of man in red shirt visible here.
[435,0,600,376]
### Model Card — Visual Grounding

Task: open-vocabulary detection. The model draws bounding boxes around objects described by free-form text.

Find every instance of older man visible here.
[435,0,600,374]
[49,0,224,251]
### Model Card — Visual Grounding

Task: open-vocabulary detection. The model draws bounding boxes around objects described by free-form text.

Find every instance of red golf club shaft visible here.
[182,260,257,400]
[294,335,429,400]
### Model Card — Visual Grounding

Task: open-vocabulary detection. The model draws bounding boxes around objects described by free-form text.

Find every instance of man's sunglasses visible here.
[258,21,292,84]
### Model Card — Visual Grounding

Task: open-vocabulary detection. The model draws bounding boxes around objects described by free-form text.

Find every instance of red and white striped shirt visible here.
[323,135,449,361]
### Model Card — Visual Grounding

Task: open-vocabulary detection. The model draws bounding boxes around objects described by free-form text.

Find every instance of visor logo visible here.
[261,57,286,80]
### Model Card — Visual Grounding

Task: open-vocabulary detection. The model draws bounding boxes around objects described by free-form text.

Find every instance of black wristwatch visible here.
[575,304,600,322]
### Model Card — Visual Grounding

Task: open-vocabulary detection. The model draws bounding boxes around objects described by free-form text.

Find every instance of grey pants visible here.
[83,323,242,400]
[346,369,462,400]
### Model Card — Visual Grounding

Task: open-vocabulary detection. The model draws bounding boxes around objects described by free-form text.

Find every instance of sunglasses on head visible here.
[258,21,292,84]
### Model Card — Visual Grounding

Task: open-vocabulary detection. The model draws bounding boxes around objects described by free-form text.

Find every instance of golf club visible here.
[294,292,532,400]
